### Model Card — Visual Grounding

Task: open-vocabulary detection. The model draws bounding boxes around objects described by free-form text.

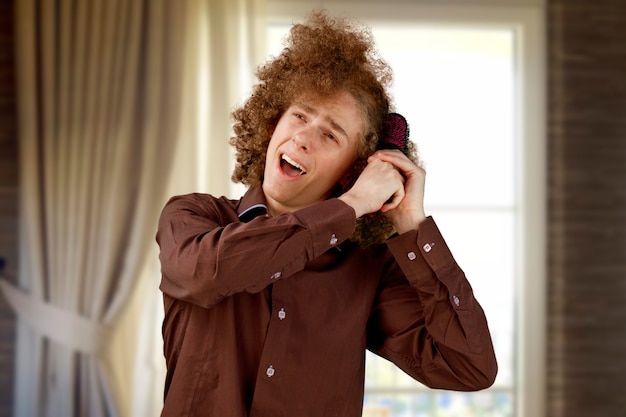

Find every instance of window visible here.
[266,2,545,416]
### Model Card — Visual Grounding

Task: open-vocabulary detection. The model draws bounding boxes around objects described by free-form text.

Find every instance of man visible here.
[157,11,497,417]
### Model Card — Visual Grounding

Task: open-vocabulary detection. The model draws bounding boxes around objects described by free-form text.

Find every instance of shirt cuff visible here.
[293,198,357,257]
[386,216,456,285]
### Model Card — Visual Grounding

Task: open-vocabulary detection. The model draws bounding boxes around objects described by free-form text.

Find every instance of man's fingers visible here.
[380,179,405,213]
[370,149,420,176]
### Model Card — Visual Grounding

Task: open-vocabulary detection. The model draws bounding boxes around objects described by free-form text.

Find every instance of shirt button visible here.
[266,365,275,377]
[270,272,281,280]
[452,295,460,307]
[407,251,416,261]
[278,308,286,320]
[330,233,338,245]
[423,243,432,252]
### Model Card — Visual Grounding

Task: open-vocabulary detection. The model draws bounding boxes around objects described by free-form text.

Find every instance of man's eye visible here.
[326,133,337,142]
[294,113,306,121]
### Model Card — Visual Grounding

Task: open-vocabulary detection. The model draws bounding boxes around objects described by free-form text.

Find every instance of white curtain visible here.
[194,0,267,198]
[0,0,265,416]
[1,0,188,416]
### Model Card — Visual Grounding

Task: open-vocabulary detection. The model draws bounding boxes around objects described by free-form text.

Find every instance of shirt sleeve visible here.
[367,216,498,391]
[156,194,356,309]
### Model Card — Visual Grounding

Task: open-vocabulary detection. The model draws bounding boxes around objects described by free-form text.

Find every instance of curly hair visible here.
[229,11,418,246]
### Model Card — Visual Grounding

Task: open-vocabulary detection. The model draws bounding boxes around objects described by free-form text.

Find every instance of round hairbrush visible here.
[379,113,410,155]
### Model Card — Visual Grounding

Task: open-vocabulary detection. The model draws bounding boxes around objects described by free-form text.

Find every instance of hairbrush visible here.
[379,113,410,155]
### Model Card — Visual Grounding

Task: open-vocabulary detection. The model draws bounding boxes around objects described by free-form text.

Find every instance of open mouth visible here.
[280,154,307,177]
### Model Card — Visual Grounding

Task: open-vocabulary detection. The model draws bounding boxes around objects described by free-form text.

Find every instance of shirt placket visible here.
[249,280,292,414]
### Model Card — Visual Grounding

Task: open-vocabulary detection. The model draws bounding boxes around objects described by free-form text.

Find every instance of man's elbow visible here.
[430,353,499,392]
[461,356,498,391]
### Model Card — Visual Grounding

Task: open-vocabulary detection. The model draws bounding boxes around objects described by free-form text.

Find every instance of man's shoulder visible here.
[161,192,241,222]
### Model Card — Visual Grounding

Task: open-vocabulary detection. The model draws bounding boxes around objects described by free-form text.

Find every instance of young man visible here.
[156,11,497,417]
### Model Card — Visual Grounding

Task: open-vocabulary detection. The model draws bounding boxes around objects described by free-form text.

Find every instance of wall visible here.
[0,0,17,415]
[547,0,626,416]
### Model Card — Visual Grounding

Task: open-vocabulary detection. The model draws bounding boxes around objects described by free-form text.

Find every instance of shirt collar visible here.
[237,186,269,223]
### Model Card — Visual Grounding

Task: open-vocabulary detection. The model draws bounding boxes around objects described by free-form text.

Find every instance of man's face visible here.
[262,91,365,215]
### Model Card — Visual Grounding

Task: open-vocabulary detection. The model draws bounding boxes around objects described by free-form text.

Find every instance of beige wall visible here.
[547,0,626,416]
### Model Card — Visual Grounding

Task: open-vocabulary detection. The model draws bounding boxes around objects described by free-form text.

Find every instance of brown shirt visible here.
[156,186,497,417]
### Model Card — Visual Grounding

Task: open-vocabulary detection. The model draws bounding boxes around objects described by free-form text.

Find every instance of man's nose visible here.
[292,126,316,152]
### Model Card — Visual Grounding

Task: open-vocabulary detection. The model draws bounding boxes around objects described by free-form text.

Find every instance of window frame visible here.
[265,2,547,416]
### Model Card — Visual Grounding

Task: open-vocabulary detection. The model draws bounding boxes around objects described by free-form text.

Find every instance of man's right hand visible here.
[338,155,405,218]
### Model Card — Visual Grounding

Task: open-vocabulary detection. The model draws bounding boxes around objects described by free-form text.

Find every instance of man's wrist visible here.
[393,212,427,235]
[338,194,365,218]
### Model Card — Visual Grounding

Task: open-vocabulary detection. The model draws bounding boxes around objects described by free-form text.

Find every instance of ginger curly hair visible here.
[229,11,418,246]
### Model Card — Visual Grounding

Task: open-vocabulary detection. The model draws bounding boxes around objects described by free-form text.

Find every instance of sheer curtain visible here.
[1,0,187,416]
[0,0,266,416]
[195,0,266,198]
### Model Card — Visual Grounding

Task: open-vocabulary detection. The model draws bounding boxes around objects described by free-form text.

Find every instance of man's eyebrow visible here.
[328,118,349,140]
[295,102,349,140]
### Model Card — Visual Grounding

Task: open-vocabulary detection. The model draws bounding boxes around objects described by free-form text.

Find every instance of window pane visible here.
[430,210,516,388]
[363,391,514,417]
[360,26,518,412]
[373,26,516,208]
[267,19,518,417]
